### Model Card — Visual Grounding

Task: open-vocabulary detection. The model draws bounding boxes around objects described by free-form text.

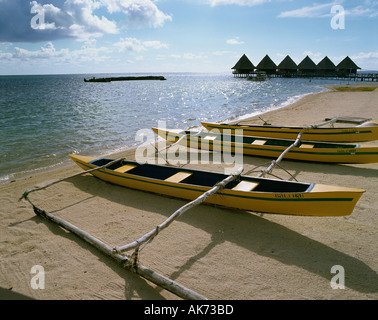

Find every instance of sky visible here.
[0,0,377,75]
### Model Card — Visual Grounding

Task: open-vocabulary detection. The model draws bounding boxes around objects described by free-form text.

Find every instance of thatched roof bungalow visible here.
[297,56,317,74]
[256,54,277,74]
[317,56,336,74]
[232,54,255,76]
[336,56,361,74]
[277,55,298,75]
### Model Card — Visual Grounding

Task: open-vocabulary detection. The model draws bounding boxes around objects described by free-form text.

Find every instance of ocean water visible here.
[0,73,342,184]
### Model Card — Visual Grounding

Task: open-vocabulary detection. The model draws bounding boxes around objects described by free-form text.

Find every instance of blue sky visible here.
[0,0,377,75]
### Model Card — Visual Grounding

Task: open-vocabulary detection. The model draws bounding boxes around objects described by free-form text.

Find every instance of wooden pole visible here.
[31,205,208,300]
[309,117,338,129]
[114,167,243,254]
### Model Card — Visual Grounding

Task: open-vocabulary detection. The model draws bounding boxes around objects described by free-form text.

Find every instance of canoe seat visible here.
[232,180,259,192]
[203,135,217,141]
[165,171,192,183]
[299,144,314,149]
[114,164,137,173]
[252,139,266,145]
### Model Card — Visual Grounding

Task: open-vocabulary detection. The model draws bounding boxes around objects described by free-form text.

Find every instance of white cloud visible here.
[345,5,378,18]
[30,0,118,41]
[209,0,272,6]
[212,50,233,56]
[166,53,208,60]
[114,37,145,52]
[226,37,244,45]
[0,51,12,60]
[303,51,322,57]
[351,51,378,69]
[143,40,169,49]
[278,3,336,18]
[101,0,172,28]
[1,0,171,43]
[114,37,168,52]
[30,1,60,30]
[13,42,60,59]
[183,52,207,59]
[64,0,118,34]
[278,2,378,18]
[7,42,110,64]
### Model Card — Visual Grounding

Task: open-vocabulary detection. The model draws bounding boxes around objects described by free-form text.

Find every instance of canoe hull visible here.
[201,121,378,143]
[155,128,378,164]
[70,155,364,217]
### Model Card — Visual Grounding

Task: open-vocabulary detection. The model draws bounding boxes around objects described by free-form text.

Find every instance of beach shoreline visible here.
[0,76,340,187]
[1,83,377,300]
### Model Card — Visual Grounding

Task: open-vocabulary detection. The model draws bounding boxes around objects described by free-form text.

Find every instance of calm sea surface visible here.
[0,73,344,184]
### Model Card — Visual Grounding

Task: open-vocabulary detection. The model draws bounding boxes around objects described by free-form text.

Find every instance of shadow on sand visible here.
[56,173,378,296]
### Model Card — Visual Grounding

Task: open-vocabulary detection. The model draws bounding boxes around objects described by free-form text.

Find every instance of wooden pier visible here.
[270,73,378,82]
[233,71,378,82]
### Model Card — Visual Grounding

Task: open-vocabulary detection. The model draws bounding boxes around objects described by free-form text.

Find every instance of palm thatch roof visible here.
[298,56,317,71]
[317,56,336,72]
[231,54,255,71]
[336,56,361,72]
[277,55,298,71]
[256,54,277,73]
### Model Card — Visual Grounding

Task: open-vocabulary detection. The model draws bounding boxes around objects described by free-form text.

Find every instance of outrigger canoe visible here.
[70,154,364,217]
[201,120,378,142]
[153,128,378,164]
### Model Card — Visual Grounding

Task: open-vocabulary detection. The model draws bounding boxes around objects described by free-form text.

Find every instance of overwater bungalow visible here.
[232,54,255,77]
[297,56,317,75]
[336,56,361,75]
[256,54,277,75]
[231,53,375,81]
[277,55,298,76]
[317,56,336,74]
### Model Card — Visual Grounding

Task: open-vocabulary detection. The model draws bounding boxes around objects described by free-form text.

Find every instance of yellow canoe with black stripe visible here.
[201,120,378,143]
[153,128,378,164]
[70,154,364,217]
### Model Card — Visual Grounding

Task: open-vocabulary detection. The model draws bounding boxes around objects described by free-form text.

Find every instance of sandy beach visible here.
[1,83,377,300]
